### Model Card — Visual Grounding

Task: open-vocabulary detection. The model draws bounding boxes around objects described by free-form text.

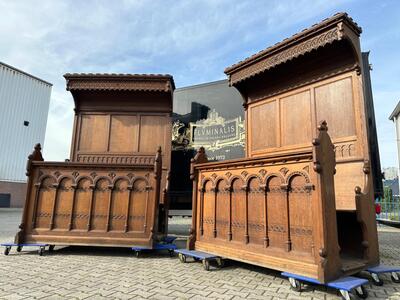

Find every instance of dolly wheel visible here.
[38,246,45,256]
[339,290,351,300]
[16,246,22,252]
[168,249,174,257]
[178,253,186,263]
[371,273,383,286]
[391,272,400,283]
[4,246,11,256]
[134,251,140,258]
[216,258,224,268]
[202,259,210,271]
[288,277,301,292]
[355,286,368,299]
[49,245,55,252]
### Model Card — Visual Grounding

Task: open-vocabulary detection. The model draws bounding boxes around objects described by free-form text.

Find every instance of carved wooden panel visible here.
[17,155,162,248]
[315,77,356,139]
[79,115,109,151]
[109,115,139,152]
[191,124,348,283]
[281,90,312,146]
[250,100,277,151]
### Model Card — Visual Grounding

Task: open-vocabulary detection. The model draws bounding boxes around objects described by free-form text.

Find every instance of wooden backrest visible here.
[64,74,174,203]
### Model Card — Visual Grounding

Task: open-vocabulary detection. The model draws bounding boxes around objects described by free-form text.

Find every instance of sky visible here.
[0,0,399,168]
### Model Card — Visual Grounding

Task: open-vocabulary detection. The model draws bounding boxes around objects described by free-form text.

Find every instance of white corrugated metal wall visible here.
[0,62,51,182]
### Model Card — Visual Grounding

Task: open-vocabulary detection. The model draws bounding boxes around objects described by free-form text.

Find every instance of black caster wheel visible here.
[16,246,22,252]
[391,272,400,283]
[288,277,302,292]
[371,273,383,286]
[49,245,55,252]
[168,249,174,257]
[134,251,140,258]
[216,258,224,268]
[193,257,200,261]
[178,253,186,263]
[202,259,210,271]
[4,246,11,256]
[38,246,45,256]
[355,285,368,299]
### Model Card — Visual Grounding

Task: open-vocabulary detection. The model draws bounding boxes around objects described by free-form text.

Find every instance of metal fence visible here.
[377,195,400,222]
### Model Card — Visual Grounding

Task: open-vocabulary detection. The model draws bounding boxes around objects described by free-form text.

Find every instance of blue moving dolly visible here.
[174,249,224,271]
[365,265,400,286]
[132,240,177,257]
[1,243,54,256]
[281,272,369,299]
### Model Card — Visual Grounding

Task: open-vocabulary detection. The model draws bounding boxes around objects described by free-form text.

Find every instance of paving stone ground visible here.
[0,209,400,299]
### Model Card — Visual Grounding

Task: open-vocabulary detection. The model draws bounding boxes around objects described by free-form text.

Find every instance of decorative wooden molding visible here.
[64,73,175,92]
[225,13,362,86]
[76,154,156,165]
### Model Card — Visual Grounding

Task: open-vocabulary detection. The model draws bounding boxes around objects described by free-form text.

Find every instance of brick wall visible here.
[0,181,27,208]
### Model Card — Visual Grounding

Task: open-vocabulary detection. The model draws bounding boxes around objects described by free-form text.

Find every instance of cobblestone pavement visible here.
[1,209,400,299]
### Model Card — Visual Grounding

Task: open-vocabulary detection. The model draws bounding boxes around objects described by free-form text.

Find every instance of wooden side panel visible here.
[315,77,356,139]
[109,115,139,152]
[53,178,74,230]
[202,181,214,240]
[110,179,130,232]
[128,179,147,232]
[215,180,229,240]
[139,116,166,153]
[288,174,313,254]
[72,178,91,230]
[247,178,264,246]
[281,91,312,146]
[91,179,111,231]
[35,177,56,229]
[250,101,277,151]
[79,115,109,152]
[266,176,286,249]
[231,178,246,243]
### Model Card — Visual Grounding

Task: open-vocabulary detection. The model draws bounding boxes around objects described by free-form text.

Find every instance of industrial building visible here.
[0,62,52,207]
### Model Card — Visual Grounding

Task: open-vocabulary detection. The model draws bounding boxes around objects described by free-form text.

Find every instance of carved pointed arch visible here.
[200,177,214,189]
[245,174,263,187]
[285,171,311,185]
[213,176,230,189]
[131,176,150,187]
[112,175,131,186]
[75,175,94,186]
[37,174,57,187]
[56,175,76,186]
[227,175,245,188]
[93,176,113,186]
[264,173,285,186]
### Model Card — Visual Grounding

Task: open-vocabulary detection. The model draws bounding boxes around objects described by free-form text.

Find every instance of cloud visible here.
[3,0,386,163]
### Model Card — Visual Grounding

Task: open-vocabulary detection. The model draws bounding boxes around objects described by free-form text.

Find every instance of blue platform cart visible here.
[174,249,224,271]
[365,265,400,286]
[1,243,54,256]
[281,272,369,300]
[132,236,178,257]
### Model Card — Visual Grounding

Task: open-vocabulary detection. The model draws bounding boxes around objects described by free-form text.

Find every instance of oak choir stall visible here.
[12,12,382,285]
[188,13,380,283]
[15,74,174,248]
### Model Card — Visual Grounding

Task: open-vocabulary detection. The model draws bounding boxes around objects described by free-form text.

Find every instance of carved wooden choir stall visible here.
[189,13,379,283]
[15,74,174,248]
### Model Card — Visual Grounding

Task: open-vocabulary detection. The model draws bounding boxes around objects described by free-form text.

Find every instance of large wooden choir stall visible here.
[15,74,175,248]
[189,13,380,283]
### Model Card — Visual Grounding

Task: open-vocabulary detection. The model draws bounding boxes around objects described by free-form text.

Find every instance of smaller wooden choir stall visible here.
[188,13,379,283]
[14,74,174,249]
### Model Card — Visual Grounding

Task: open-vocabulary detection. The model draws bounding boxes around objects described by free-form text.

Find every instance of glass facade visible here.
[170,79,244,209]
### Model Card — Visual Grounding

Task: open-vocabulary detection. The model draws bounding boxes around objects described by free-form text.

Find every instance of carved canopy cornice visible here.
[64,73,175,92]
[224,12,362,86]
